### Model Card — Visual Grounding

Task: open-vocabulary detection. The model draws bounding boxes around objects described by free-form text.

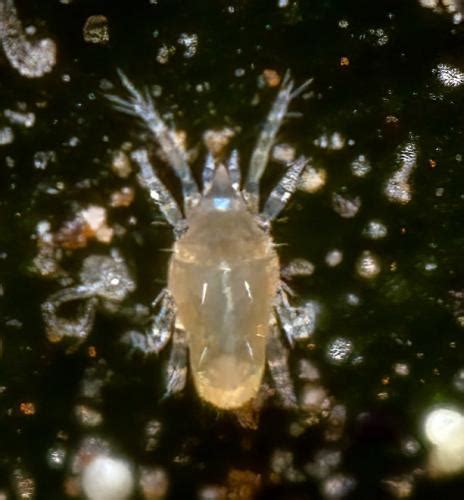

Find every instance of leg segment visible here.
[121,288,175,355]
[164,327,188,397]
[267,320,297,409]
[107,71,200,210]
[275,285,318,345]
[41,286,98,346]
[227,149,241,192]
[131,149,186,236]
[260,155,308,226]
[202,152,215,194]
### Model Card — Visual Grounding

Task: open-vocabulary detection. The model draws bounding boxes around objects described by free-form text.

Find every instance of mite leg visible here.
[121,288,175,355]
[0,0,56,78]
[41,285,98,346]
[243,74,311,212]
[164,327,188,397]
[267,320,297,409]
[227,149,241,193]
[260,155,308,227]
[107,71,200,209]
[275,285,318,345]
[131,149,186,237]
[202,152,215,194]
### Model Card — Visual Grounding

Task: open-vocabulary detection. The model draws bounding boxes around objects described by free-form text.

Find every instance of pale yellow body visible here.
[168,167,279,409]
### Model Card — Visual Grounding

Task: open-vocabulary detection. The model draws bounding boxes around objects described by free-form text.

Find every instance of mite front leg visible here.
[122,288,175,355]
[267,320,297,409]
[164,327,188,397]
[131,149,186,237]
[260,156,308,227]
[275,285,318,345]
[107,71,200,209]
[41,286,98,347]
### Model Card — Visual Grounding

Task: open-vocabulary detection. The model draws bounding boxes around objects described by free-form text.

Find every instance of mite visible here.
[42,71,317,410]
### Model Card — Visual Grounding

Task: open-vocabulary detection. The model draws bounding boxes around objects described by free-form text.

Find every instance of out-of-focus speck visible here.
[435,63,464,86]
[363,220,388,239]
[144,419,162,452]
[272,143,295,164]
[62,73,71,83]
[338,19,349,28]
[383,475,415,498]
[65,136,80,147]
[82,455,134,500]
[203,128,235,156]
[423,261,437,272]
[156,44,175,64]
[74,404,103,427]
[83,15,110,44]
[278,0,289,7]
[281,258,315,279]
[322,473,356,499]
[385,141,417,204]
[111,149,132,178]
[139,466,169,499]
[12,468,35,499]
[350,154,371,177]
[178,33,198,58]
[453,368,464,392]
[4,108,35,128]
[47,445,67,469]
[33,150,56,170]
[299,383,329,413]
[435,187,444,197]
[332,192,361,218]
[314,132,346,150]
[346,293,361,306]
[298,164,327,193]
[305,449,342,479]
[325,249,343,267]
[327,337,353,364]
[270,449,305,483]
[262,68,281,87]
[234,67,245,77]
[110,186,135,208]
[401,437,421,456]
[356,250,381,278]
[0,126,14,145]
[394,362,410,376]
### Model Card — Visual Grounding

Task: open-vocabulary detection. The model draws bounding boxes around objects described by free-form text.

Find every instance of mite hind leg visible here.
[266,320,297,409]
[164,326,188,397]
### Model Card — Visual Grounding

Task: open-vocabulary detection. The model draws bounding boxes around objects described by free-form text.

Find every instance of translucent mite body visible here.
[42,71,317,410]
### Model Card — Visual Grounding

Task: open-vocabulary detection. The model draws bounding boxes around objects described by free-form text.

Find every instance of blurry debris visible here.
[0,0,56,77]
[198,484,227,500]
[332,192,361,218]
[270,449,305,483]
[203,127,235,156]
[144,419,163,452]
[83,15,110,44]
[383,474,415,498]
[0,126,14,145]
[46,444,67,470]
[281,258,315,279]
[262,68,281,87]
[350,154,371,177]
[356,250,381,279]
[453,367,464,392]
[340,56,350,67]
[4,107,35,128]
[156,44,176,64]
[321,473,356,499]
[74,404,103,427]
[314,132,346,150]
[419,0,464,23]
[32,220,64,278]
[449,289,464,327]
[325,404,347,442]
[299,383,331,416]
[19,401,36,415]
[325,249,343,267]
[11,468,35,499]
[111,150,133,178]
[233,383,272,429]
[423,406,464,477]
[434,63,464,87]
[225,469,261,499]
[326,338,353,364]
[297,358,321,382]
[81,455,134,500]
[384,141,417,204]
[298,164,327,193]
[272,143,295,164]
[363,220,388,240]
[139,466,169,499]
[305,448,342,479]
[110,186,135,208]
[177,33,198,58]
[33,150,57,170]
[55,205,113,249]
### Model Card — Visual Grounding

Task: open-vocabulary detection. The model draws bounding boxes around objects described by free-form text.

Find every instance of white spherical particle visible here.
[82,456,134,500]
